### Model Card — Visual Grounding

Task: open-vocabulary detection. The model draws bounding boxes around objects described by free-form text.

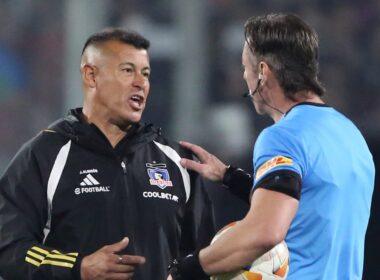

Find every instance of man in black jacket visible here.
[0,28,215,279]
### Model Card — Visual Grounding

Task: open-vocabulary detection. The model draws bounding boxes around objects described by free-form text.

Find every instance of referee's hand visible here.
[179,141,227,183]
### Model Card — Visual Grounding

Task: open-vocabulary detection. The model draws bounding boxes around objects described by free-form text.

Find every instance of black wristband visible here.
[168,250,208,280]
[222,165,253,203]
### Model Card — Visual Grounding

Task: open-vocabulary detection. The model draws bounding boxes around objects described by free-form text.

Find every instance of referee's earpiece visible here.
[242,68,264,98]
[258,62,265,83]
[258,73,264,83]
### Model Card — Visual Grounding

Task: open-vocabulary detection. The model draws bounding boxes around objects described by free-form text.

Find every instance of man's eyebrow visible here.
[119,62,150,71]
[119,62,134,67]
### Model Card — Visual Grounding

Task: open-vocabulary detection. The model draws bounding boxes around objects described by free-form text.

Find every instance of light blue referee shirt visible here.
[252,103,375,280]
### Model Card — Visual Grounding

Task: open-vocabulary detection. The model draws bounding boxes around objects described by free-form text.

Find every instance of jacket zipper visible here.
[121,158,127,174]
[120,157,137,252]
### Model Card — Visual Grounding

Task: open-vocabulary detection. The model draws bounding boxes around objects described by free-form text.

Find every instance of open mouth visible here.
[129,94,145,109]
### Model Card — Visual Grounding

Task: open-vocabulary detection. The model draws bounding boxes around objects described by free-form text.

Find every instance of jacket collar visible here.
[48,108,160,156]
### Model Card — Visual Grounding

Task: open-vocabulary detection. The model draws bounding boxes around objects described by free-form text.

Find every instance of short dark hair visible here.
[244,14,325,99]
[81,28,150,55]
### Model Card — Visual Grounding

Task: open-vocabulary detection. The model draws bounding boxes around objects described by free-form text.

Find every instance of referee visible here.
[168,13,375,280]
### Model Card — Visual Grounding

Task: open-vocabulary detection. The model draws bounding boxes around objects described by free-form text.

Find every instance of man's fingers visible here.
[111,262,138,273]
[107,272,135,280]
[180,141,227,182]
[179,141,209,162]
[104,237,129,253]
[108,254,145,273]
[119,254,146,265]
[179,140,194,150]
[180,158,204,173]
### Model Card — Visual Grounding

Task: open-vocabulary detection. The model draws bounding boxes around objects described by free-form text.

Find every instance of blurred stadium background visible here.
[0,0,379,279]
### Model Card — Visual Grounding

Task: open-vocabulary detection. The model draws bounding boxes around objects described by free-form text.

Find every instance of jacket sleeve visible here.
[0,143,82,280]
[179,170,217,256]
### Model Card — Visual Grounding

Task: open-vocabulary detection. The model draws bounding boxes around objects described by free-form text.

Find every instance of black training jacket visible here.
[0,108,216,280]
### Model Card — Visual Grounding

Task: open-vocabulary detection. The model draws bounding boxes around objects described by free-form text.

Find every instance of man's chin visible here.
[114,115,142,130]
[126,111,143,123]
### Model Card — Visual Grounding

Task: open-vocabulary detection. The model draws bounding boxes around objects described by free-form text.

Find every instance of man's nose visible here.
[133,73,146,89]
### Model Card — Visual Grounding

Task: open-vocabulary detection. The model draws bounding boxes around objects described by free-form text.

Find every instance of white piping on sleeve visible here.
[43,140,72,243]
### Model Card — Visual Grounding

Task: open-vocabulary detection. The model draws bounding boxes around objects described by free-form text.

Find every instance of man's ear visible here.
[258,62,271,84]
[81,64,97,88]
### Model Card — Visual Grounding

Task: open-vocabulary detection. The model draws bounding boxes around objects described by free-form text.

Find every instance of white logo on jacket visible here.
[80,174,99,186]
[79,168,98,174]
[75,173,110,195]
[143,191,179,202]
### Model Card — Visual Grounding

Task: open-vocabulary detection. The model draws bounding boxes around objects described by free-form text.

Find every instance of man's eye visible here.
[143,72,150,78]
[122,68,133,73]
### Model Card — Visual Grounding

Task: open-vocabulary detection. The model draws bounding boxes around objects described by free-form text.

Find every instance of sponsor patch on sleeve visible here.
[255,156,293,180]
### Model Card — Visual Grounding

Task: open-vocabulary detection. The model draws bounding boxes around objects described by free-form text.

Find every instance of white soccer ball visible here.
[210,222,289,280]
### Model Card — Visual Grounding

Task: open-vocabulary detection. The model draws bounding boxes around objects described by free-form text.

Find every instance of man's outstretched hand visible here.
[179,141,227,183]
